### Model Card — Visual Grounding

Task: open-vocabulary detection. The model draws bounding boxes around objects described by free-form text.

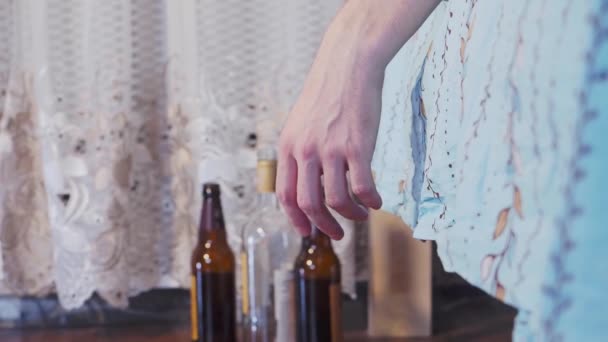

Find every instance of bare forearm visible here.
[317,0,441,80]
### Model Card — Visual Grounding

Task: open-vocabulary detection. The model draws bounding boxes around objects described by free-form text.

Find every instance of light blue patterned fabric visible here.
[372,1,608,340]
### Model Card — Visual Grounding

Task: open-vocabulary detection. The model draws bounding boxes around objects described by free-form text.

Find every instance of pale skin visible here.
[277,0,441,240]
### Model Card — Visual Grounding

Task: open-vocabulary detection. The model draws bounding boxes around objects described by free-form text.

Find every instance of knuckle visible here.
[278,137,293,156]
[297,197,321,215]
[344,144,364,160]
[277,189,295,207]
[352,183,375,198]
[320,146,341,161]
[296,143,317,161]
[325,194,347,210]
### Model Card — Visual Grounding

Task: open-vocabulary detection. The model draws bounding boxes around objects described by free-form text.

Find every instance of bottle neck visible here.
[257,190,278,209]
[309,226,332,249]
[198,195,227,243]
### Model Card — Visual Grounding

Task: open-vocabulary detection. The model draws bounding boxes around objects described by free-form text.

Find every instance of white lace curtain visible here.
[0,0,354,309]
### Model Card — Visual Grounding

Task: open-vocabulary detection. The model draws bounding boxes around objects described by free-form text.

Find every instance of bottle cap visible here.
[256,147,277,193]
[202,182,221,197]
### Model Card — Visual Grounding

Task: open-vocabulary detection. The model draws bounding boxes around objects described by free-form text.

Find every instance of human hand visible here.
[277,0,440,239]
[277,19,384,240]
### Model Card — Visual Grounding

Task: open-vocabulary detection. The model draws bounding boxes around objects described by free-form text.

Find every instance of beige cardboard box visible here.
[368,210,432,337]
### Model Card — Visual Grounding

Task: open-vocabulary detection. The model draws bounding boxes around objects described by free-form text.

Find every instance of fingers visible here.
[296,154,344,240]
[276,153,311,236]
[347,155,382,210]
[278,136,382,240]
[322,156,368,221]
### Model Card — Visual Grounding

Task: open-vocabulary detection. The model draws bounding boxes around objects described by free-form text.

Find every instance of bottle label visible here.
[240,252,249,315]
[330,283,343,342]
[190,275,198,341]
[274,268,296,341]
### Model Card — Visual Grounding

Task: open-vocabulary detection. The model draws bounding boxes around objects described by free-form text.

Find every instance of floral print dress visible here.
[372,1,608,340]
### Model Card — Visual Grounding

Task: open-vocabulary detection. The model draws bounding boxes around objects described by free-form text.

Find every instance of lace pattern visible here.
[0,0,357,310]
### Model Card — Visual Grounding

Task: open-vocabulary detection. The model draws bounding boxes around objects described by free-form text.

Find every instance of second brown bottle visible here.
[293,226,343,342]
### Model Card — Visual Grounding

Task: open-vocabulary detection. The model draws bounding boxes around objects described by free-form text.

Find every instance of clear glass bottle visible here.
[241,147,299,342]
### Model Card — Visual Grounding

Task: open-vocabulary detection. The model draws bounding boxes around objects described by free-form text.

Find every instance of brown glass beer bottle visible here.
[294,226,343,342]
[190,183,236,342]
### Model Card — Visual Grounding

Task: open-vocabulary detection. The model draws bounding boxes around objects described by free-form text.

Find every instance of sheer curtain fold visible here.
[0,0,351,309]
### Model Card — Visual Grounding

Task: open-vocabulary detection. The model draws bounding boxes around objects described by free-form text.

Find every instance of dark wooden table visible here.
[0,263,516,342]
[0,326,511,342]
[0,292,515,342]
